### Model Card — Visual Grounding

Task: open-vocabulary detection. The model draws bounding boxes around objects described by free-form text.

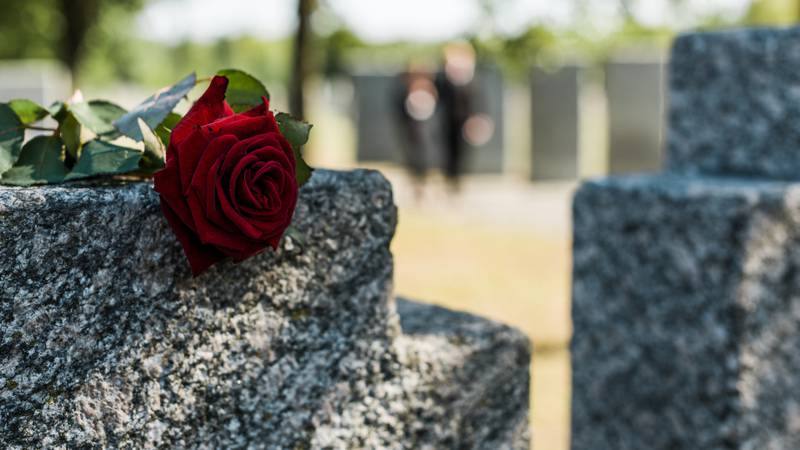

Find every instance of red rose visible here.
[154,75,298,276]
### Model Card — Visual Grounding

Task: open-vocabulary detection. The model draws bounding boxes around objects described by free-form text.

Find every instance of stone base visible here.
[571,174,800,450]
[312,299,531,450]
[396,299,531,450]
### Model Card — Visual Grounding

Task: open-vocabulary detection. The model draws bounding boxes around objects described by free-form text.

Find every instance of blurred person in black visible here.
[435,42,477,193]
[393,63,438,200]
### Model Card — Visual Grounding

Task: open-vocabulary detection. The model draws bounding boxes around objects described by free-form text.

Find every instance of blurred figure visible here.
[436,42,475,192]
[394,63,438,200]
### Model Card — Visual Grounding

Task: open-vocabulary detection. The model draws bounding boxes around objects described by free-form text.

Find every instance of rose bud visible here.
[154,75,298,276]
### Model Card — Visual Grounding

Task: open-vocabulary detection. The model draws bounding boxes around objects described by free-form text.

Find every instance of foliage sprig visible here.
[0,69,312,187]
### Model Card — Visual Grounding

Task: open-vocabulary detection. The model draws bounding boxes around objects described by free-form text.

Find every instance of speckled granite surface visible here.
[0,169,530,449]
[667,26,800,179]
[391,299,531,450]
[571,174,800,450]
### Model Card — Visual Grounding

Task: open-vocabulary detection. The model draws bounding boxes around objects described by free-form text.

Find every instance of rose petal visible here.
[190,134,238,194]
[204,158,239,233]
[217,152,296,241]
[170,75,233,148]
[236,170,262,209]
[227,147,291,218]
[154,157,196,231]
[159,198,225,276]
[186,193,256,256]
[217,178,264,240]
[228,153,266,212]
[184,135,257,253]
[205,115,278,141]
[220,134,290,177]
[242,97,270,117]
[177,129,213,195]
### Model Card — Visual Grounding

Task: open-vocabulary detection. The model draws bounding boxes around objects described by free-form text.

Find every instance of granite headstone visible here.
[0,170,531,449]
[572,26,800,450]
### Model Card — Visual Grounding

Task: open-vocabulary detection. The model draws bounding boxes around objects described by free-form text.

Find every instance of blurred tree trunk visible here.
[56,0,101,85]
[289,0,313,119]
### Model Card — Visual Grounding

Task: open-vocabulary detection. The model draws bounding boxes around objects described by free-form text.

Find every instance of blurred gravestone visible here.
[531,65,583,179]
[572,27,800,450]
[352,73,402,163]
[353,67,504,174]
[605,58,665,173]
[468,66,504,173]
[0,60,71,106]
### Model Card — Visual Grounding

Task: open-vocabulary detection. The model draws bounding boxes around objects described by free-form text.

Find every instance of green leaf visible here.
[59,112,82,162]
[137,118,165,172]
[155,111,181,147]
[66,140,142,181]
[216,69,270,113]
[70,100,127,138]
[47,101,66,120]
[275,112,313,186]
[113,72,196,141]
[0,136,67,186]
[0,103,24,174]
[8,99,49,125]
[275,112,312,150]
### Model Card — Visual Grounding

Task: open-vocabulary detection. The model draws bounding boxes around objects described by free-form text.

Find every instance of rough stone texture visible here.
[667,26,800,179]
[571,174,800,450]
[0,169,530,449]
[390,299,531,450]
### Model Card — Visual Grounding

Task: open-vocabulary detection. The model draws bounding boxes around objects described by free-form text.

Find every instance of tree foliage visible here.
[0,0,143,82]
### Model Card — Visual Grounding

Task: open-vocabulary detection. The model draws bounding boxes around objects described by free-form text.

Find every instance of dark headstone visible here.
[606,59,665,173]
[531,65,583,179]
[572,27,800,450]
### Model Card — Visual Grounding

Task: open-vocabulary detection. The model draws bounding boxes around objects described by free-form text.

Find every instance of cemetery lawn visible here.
[386,169,574,450]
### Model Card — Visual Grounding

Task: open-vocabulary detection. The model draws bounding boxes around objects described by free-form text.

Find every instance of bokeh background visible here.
[2,1,799,448]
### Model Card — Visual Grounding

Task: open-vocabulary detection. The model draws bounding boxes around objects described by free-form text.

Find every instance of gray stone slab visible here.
[667,27,800,179]
[324,298,532,450]
[606,60,665,174]
[0,169,530,449]
[469,67,505,174]
[353,68,505,174]
[531,65,583,180]
[0,60,71,106]
[353,74,402,164]
[571,174,800,449]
